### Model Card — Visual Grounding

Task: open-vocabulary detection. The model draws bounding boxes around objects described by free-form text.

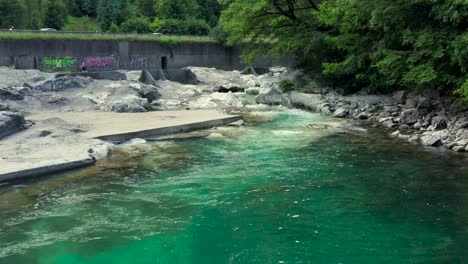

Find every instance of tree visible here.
[97,0,130,31]
[196,0,221,27]
[220,0,468,100]
[154,0,199,20]
[44,0,67,29]
[136,0,154,18]
[21,0,43,29]
[77,0,97,16]
[0,0,24,28]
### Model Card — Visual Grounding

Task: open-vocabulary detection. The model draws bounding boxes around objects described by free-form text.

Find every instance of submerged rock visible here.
[246,88,260,95]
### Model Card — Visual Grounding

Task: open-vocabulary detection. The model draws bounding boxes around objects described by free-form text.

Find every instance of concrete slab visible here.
[0,110,242,183]
[29,110,242,141]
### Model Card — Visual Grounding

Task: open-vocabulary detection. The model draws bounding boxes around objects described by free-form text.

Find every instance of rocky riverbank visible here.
[256,84,468,153]
[0,65,466,182]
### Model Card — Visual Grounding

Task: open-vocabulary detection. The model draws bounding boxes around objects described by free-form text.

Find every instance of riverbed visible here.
[0,109,467,263]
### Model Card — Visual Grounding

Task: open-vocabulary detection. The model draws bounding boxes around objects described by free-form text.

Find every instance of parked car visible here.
[152,32,164,36]
[40,28,57,32]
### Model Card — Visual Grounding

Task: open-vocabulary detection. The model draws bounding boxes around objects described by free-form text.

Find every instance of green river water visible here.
[0,109,467,264]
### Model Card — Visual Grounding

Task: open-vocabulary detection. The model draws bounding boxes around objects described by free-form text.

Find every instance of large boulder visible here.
[0,86,24,100]
[393,90,408,103]
[130,83,161,103]
[108,95,149,113]
[35,75,92,92]
[400,108,420,125]
[139,70,157,85]
[333,108,349,118]
[0,111,27,140]
[421,135,443,147]
[283,92,325,112]
[416,97,433,115]
[36,94,69,105]
[431,116,448,130]
[256,89,284,105]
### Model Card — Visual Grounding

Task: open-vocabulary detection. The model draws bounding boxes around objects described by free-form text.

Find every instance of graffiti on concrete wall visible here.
[84,56,117,68]
[43,57,76,68]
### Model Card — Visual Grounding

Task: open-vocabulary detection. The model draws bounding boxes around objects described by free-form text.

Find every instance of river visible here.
[0,109,467,263]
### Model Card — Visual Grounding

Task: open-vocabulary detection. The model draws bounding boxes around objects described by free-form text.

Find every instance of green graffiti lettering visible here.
[43,57,77,68]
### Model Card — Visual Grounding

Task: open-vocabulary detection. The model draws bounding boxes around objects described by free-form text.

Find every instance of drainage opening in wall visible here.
[161,56,168,69]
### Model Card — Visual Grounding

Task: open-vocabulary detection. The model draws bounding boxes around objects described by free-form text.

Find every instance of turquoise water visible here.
[0,110,467,264]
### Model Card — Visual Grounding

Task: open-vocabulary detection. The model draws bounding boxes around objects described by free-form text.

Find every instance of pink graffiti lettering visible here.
[84,56,117,68]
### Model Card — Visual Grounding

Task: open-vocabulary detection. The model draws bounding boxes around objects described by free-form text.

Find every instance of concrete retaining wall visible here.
[0,40,294,71]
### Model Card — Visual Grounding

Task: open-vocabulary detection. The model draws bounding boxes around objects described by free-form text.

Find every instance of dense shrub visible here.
[120,17,152,33]
[279,80,296,93]
[155,19,210,35]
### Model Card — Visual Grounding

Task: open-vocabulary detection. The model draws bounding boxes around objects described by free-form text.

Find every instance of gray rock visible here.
[452,146,466,152]
[421,135,442,147]
[246,88,260,95]
[256,89,284,105]
[408,135,420,144]
[37,94,69,105]
[132,84,161,103]
[139,70,157,85]
[357,112,369,120]
[283,92,325,112]
[382,120,397,128]
[109,95,149,113]
[215,85,245,93]
[0,86,24,100]
[405,98,418,108]
[416,97,433,114]
[431,116,448,130]
[35,75,92,92]
[457,121,468,129]
[393,90,408,103]
[0,111,27,140]
[55,71,127,81]
[400,108,420,125]
[333,108,349,118]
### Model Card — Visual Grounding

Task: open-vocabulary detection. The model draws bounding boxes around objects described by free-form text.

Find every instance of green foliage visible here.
[77,0,97,17]
[279,80,296,93]
[44,0,67,29]
[155,18,210,35]
[97,0,129,31]
[135,0,155,18]
[63,16,101,32]
[107,23,119,33]
[0,31,216,43]
[210,24,229,44]
[154,0,199,20]
[0,0,221,36]
[220,0,468,101]
[120,17,152,33]
[0,0,24,28]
